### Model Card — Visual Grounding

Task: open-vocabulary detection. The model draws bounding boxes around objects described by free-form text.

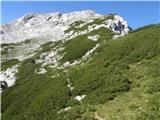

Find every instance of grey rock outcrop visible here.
[1,10,131,43]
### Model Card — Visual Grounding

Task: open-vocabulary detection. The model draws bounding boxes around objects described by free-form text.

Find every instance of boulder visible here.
[1,81,8,90]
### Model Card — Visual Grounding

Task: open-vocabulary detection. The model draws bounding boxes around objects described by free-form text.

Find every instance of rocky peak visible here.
[1,10,130,43]
[21,13,37,23]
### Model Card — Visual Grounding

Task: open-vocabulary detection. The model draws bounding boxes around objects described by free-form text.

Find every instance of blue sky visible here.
[1,1,160,29]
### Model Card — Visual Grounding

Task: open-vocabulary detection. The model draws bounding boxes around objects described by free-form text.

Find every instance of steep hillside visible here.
[1,11,160,120]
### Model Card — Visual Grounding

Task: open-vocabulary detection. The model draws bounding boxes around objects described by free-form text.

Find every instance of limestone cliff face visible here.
[1,10,130,43]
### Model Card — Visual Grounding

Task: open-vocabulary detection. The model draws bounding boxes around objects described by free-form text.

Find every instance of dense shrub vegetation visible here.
[62,35,97,63]
[62,27,114,63]
[1,24,160,120]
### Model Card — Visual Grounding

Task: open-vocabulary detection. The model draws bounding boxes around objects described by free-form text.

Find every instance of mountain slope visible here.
[1,10,129,44]
[1,11,160,120]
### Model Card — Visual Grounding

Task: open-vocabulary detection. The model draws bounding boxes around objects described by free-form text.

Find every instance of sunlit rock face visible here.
[1,10,102,43]
[104,14,130,39]
[0,64,19,88]
[1,10,131,43]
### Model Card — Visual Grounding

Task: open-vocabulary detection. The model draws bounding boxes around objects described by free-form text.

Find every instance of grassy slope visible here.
[94,24,160,120]
[1,24,160,120]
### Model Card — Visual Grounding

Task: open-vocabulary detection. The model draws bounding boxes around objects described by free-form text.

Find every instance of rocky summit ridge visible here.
[1,10,130,43]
